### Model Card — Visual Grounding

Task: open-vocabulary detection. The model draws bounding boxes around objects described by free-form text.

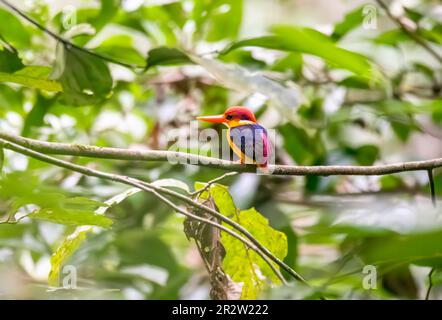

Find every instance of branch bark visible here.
[1,132,442,176]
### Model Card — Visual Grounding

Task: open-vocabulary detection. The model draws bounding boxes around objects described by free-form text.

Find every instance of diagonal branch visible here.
[1,132,442,176]
[0,0,145,70]
[0,138,306,288]
[375,0,442,65]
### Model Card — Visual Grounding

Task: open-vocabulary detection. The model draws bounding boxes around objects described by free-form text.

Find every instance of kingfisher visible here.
[197,106,270,172]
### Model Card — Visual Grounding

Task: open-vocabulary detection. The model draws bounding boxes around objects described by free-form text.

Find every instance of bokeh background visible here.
[0,0,442,299]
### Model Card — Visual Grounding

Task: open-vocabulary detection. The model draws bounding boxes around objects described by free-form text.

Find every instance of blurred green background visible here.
[0,0,442,299]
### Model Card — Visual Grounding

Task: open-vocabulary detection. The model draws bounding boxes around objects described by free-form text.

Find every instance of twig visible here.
[129,180,308,285]
[143,183,288,286]
[190,172,239,196]
[425,268,435,300]
[375,0,442,65]
[1,132,442,176]
[428,169,437,207]
[0,0,146,70]
[0,138,294,287]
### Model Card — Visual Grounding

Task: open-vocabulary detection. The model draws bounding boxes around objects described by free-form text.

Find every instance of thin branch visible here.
[2,132,442,176]
[375,0,442,65]
[0,138,296,288]
[131,179,309,285]
[425,268,435,300]
[0,0,146,70]
[190,172,239,196]
[141,182,288,286]
[428,169,437,207]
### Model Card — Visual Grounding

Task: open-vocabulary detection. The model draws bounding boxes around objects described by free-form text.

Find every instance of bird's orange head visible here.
[196,106,257,126]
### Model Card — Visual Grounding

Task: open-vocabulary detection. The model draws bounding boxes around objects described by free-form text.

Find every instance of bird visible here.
[196,106,269,172]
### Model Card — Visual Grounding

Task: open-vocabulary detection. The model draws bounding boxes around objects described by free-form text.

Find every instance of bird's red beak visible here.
[196,114,226,123]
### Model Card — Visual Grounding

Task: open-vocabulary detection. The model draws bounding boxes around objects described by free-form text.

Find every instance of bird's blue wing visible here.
[229,124,269,165]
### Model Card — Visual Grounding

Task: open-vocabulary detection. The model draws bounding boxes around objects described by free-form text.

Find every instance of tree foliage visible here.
[0,0,442,300]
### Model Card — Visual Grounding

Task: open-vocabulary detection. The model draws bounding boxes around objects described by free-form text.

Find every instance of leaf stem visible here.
[425,268,435,300]
[0,0,146,70]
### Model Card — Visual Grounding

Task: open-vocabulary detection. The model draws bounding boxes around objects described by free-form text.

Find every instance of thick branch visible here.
[1,132,442,176]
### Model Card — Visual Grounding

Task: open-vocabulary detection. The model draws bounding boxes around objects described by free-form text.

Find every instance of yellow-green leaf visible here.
[29,208,113,228]
[152,178,190,193]
[48,228,87,286]
[0,66,62,92]
[0,147,4,173]
[48,188,141,287]
[195,182,287,299]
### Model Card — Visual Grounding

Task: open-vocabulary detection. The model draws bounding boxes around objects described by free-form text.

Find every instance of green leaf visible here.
[48,187,141,286]
[221,36,289,54]
[223,26,379,80]
[93,35,146,66]
[391,119,413,142]
[0,8,31,47]
[51,45,113,106]
[206,0,243,42]
[91,0,120,31]
[361,230,442,268]
[0,46,24,73]
[0,66,62,92]
[223,207,287,299]
[0,172,111,226]
[380,175,405,191]
[418,28,442,45]
[373,29,409,47]
[331,6,364,41]
[48,228,88,286]
[220,50,266,69]
[0,147,4,173]
[404,7,424,23]
[279,123,325,165]
[339,76,372,89]
[95,188,141,214]
[21,94,54,137]
[271,52,303,79]
[355,145,379,166]
[272,26,378,79]
[145,47,192,70]
[29,208,113,227]
[345,144,380,166]
[152,179,190,193]
[195,183,287,299]
[413,62,435,81]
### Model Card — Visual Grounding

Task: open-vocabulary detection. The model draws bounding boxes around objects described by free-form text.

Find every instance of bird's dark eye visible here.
[226,115,233,120]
